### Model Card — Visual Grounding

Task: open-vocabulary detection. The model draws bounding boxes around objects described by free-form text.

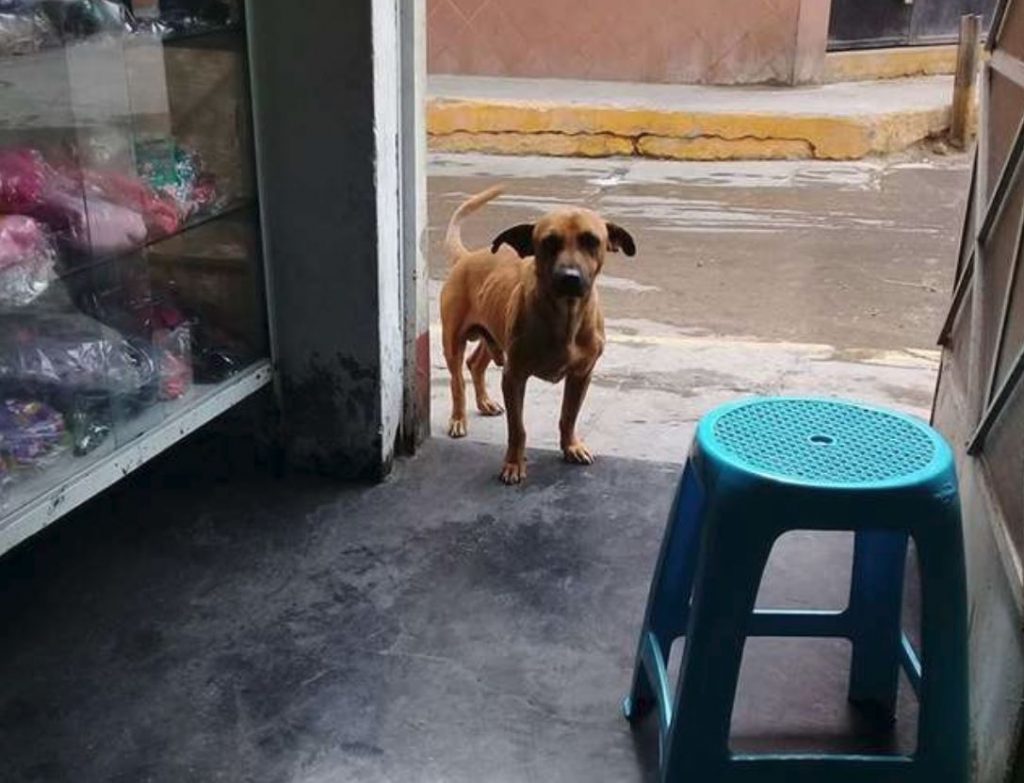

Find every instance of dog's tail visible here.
[445,185,505,263]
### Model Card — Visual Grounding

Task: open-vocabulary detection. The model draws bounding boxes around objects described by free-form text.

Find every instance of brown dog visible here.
[440,185,636,484]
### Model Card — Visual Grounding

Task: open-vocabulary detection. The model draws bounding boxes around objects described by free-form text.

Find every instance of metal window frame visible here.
[960,47,1024,454]
[991,0,1012,52]
[939,149,978,346]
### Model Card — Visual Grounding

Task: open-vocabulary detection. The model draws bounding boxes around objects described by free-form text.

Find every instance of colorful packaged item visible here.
[0,215,56,307]
[0,398,68,472]
[155,327,192,400]
[135,139,221,219]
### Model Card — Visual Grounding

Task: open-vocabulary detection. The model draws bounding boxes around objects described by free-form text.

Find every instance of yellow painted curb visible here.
[824,45,988,83]
[427,98,951,161]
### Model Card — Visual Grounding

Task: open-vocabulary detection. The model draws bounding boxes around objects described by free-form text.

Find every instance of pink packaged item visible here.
[0,147,147,255]
[77,197,147,255]
[0,215,57,307]
[154,326,193,400]
[76,167,183,240]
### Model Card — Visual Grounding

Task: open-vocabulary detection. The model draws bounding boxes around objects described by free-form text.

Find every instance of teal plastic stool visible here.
[623,397,967,783]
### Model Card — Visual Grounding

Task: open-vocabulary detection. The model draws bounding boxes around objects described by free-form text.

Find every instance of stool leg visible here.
[663,510,775,779]
[847,529,909,725]
[624,462,706,724]
[914,509,968,782]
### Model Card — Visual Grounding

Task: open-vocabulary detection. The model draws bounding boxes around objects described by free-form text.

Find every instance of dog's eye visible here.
[540,234,563,256]
[578,232,600,253]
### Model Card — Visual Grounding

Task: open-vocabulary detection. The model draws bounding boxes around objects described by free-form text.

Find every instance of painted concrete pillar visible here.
[247,0,424,479]
[793,0,832,83]
[400,0,432,452]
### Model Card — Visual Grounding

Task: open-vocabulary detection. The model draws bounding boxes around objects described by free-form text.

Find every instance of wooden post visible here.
[951,14,982,149]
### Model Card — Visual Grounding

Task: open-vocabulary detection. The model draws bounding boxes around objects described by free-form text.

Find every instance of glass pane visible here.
[145,207,266,385]
[67,34,170,448]
[983,378,1024,555]
[0,31,121,516]
[985,69,1024,203]
[978,162,1024,397]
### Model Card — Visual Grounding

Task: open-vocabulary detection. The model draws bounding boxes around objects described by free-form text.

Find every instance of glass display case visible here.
[0,0,270,551]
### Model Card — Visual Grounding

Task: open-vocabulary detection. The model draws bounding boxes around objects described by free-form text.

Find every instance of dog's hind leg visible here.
[467,343,504,416]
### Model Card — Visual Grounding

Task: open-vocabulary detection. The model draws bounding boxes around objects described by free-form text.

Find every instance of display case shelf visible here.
[0,360,271,557]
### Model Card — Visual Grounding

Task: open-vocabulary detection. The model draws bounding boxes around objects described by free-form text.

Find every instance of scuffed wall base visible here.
[934,369,1024,783]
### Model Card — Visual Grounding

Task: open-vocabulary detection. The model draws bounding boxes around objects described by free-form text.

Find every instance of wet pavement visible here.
[427,152,969,463]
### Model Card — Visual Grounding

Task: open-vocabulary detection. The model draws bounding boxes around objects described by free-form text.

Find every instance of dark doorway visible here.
[828,0,997,50]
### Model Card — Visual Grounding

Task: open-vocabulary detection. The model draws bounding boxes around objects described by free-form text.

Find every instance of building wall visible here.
[427,0,831,85]
[933,375,1024,782]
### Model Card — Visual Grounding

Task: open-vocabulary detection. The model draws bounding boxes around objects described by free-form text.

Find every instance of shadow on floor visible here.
[0,431,917,783]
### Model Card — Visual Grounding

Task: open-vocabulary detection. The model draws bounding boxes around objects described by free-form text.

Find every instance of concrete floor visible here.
[0,152,961,782]
[0,432,918,783]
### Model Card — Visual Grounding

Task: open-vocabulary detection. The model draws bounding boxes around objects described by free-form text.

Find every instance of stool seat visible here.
[709,398,939,486]
[624,397,968,783]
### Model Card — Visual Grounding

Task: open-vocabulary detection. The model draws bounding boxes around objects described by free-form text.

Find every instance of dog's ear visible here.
[606,223,636,257]
[491,224,535,257]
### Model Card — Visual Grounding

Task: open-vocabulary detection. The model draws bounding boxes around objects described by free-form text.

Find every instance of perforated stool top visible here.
[698,397,950,489]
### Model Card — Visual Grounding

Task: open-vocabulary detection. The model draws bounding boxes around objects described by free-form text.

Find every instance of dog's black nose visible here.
[553,267,588,297]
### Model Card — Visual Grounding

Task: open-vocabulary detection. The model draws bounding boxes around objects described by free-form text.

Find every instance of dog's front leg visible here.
[500,369,528,484]
[560,370,595,465]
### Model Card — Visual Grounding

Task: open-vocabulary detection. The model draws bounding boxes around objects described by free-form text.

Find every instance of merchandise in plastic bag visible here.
[135,139,222,220]
[156,0,231,32]
[72,165,183,240]
[154,323,192,399]
[0,147,147,255]
[0,398,68,473]
[191,322,247,383]
[37,0,135,40]
[0,305,159,454]
[0,215,56,307]
[75,285,194,401]
[0,452,10,509]
[0,2,61,55]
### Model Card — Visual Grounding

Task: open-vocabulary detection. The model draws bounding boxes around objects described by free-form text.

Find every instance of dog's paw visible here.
[448,418,468,438]
[499,460,527,485]
[477,398,504,417]
[563,441,595,465]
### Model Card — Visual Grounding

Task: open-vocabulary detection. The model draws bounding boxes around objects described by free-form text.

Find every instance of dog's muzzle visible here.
[553,267,589,298]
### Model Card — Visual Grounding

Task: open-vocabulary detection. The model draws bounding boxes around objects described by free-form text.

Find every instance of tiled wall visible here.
[428,0,830,85]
